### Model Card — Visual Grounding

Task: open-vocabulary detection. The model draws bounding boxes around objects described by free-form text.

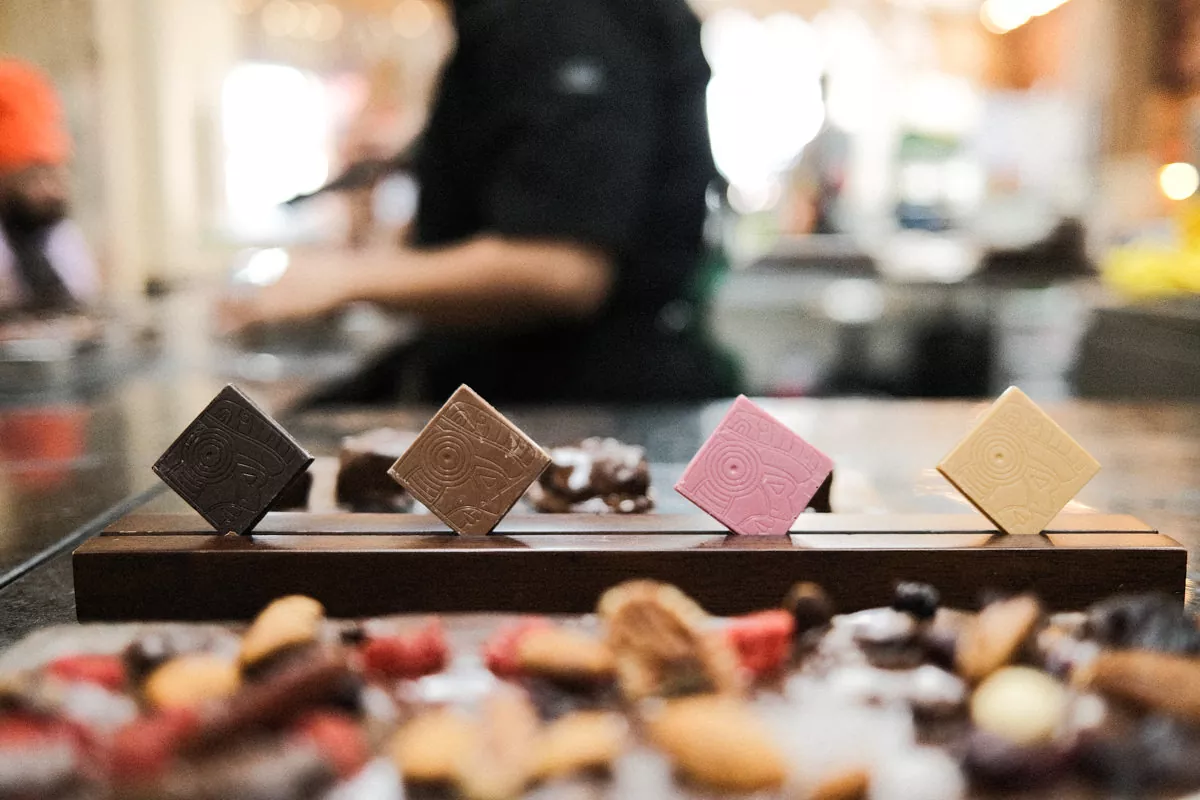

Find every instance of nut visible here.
[955,595,1041,683]
[239,596,325,668]
[599,581,740,699]
[517,628,615,683]
[389,708,476,784]
[143,654,240,710]
[647,694,787,792]
[813,768,870,800]
[970,666,1067,746]
[1078,650,1200,723]
[456,688,541,800]
[533,711,628,780]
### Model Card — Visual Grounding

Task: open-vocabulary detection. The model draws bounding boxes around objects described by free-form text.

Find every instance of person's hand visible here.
[216,251,351,335]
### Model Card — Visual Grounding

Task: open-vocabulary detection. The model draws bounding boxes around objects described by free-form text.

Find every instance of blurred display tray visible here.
[73,511,1184,622]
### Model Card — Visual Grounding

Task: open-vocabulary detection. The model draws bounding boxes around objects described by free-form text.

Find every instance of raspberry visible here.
[109,709,198,784]
[725,610,794,676]
[361,619,449,679]
[296,711,370,779]
[481,617,553,678]
[46,654,127,691]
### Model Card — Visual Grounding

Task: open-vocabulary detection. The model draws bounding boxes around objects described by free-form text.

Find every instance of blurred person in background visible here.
[0,59,98,317]
[223,0,739,404]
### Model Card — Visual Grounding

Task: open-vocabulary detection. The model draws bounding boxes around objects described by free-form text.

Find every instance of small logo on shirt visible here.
[557,59,606,95]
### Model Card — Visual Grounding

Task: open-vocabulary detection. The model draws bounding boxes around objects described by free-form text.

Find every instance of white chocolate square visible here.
[938,387,1100,535]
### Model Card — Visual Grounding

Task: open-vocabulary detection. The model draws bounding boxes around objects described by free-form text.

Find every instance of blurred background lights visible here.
[312,4,343,41]
[703,10,825,210]
[980,0,1071,35]
[393,0,433,39]
[1159,163,1200,201]
[262,0,302,37]
[222,63,330,231]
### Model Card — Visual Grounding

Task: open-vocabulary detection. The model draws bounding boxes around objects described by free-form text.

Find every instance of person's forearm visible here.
[337,237,613,327]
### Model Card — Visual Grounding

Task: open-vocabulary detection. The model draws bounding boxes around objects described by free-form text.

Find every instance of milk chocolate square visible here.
[153,385,312,535]
[938,386,1100,535]
[388,385,550,535]
[675,395,834,535]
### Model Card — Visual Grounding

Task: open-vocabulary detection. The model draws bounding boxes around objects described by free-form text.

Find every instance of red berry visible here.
[361,620,449,679]
[296,711,370,779]
[0,713,60,747]
[726,610,794,676]
[109,709,198,784]
[46,654,126,691]
[481,617,553,678]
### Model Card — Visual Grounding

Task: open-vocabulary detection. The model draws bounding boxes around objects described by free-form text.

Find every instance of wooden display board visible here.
[73,511,1186,622]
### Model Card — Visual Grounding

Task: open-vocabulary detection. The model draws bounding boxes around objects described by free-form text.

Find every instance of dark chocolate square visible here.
[152,385,313,535]
[388,385,550,535]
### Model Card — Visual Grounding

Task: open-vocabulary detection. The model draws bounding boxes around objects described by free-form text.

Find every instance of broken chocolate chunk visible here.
[152,385,312,536]
[269,471,312,512]
[527,437,654,514]
[335,428,417,512]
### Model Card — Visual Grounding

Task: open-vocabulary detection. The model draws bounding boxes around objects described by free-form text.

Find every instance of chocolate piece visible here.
[335,428,416,512]
[937,386,1100,536]
[187,649,351,751]
[808,470,834,513]
[527,437,653,514]
[269,471,312,511]
[675,395,834,535]
[123,628,236,684]
[388,385,550,535]
[153,385,312,536]
[893,582,940,621]
[784,582,834,640]
[1083,593,1200,655]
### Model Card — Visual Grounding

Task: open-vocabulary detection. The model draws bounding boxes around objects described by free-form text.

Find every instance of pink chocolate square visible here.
[675,396,833,535]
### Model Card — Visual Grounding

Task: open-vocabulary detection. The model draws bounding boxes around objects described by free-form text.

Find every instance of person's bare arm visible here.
[219,235,613,333]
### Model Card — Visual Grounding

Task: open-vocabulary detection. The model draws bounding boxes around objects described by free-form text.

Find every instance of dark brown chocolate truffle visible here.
[335,428,417,512]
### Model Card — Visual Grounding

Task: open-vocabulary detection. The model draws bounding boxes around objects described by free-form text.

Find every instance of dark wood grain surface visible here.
[75,509,1185,620]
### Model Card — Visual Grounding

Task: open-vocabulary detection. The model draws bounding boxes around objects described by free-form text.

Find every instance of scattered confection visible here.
[938,386,1100,535]
[335,427,417,512]
[269,471,312,511]
[152,384,313,535]
[675,395,834,534]
[388,385,551,535]
[3,580,1197,798]
[526,437,654,513]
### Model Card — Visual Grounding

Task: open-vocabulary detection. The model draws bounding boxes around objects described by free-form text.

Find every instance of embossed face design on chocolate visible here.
[676,396,833,536]
[938,387,1099,536]
[389,385,550,535]
[154,386,312,535]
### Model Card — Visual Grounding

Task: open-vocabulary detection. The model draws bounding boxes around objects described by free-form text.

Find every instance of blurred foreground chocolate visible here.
[152,385,312,535]
[388,385,550,535]
[336,428,417,511]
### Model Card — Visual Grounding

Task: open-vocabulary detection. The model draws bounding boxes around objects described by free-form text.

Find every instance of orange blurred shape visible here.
[0,59,71,171]
[0,408,89,491]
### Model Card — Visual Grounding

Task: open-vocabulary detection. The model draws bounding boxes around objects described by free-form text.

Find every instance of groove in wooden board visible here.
[100,512,1158,536]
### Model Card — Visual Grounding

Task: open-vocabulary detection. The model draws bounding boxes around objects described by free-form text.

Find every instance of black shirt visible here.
[412,0,736,403]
